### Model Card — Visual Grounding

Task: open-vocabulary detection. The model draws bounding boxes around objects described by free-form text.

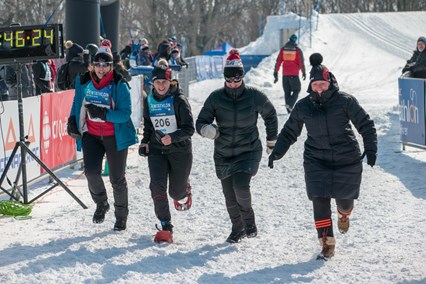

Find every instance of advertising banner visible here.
[398,78,426,146]
[40,90,76,171]
[129,76,143,129]
[0,96,41,185]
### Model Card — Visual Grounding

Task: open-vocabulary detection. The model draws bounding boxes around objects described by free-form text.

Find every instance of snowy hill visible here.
[1,12,426,283]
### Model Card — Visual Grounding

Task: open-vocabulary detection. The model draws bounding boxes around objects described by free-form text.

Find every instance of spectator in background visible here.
[168,36,177,49]
[176,43,189,68]
[137,45,153,66]
[64,40,90,89]
[120,45,132,69]
[47,59,57,91]
[1,64,33,100]
[402,36,426,79]
[152,40,172,66]
[85,43,99,64]
[273,34,306,114]
[141,38,149,47]
[32,60,53,95]
[0,66,9,100]
[113,52,132,82]
[170,48,188,68]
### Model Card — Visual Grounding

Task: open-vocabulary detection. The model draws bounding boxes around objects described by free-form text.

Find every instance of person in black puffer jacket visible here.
[269,53,377,260]
[196,49,278,244]
[139,59,194,242]
[402,36,426,79]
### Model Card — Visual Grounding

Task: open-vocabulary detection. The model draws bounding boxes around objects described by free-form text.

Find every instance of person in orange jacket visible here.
[273,34,306,113]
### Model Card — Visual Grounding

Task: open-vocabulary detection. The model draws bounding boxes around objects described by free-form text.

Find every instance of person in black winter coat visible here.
[65,40,90,89]
[196,49,278,244]
[152,40,172,66]
[402,36,426,79]
[139,59,194,243]
[269,53,377,260]
[32,60,53,95]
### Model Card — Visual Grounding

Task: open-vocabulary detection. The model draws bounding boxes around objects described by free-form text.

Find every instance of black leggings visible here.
[312,197,354,238]
[148,151,192,223]
[282,76,301,109]
[221,172,255,232]
[82,133,129,218]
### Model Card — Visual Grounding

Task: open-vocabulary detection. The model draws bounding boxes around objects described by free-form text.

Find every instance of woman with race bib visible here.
[139,59,194,243]
[67,40,138,232]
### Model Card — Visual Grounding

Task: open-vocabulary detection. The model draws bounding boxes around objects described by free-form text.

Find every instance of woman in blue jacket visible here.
[67,41,138,231]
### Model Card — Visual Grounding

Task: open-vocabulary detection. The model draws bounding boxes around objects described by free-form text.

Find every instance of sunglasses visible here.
[94,62,112,67]
[224,76,243,83]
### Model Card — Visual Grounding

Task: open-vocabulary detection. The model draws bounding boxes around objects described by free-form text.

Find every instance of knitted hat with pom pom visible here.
[94,39,113,62]
[309,53,330,83]
[65,40,84,61]
[224,49,244,78]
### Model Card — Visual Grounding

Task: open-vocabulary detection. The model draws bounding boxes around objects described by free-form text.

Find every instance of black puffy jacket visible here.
[142,81,194,154]
[272,74,377,199]
[196,82,278,179]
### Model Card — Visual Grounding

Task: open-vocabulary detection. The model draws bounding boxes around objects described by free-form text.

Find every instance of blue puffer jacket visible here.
[69,71,138,151]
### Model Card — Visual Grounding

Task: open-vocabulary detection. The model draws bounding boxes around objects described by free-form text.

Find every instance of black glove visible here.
[67,115,82,139]
[139,143,148,157]
[268,154,279,169]
[273,73,278,84]
[302,73,306,80]
[366,152,376,167]
[85,104,108,121]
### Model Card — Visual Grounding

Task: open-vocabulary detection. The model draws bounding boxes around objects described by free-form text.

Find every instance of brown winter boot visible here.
[338,212,350,234]
[317,236,336,260]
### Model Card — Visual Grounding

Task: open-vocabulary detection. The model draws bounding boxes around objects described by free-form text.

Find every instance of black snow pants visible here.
[221,172,255,233]
[312,197,354,238]
[282,76,301,112]
[148,151,192,223]
[82,133,129,219]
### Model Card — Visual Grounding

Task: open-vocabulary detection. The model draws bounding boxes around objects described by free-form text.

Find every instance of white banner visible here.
[0,96,41,187]
[129,75,143,130]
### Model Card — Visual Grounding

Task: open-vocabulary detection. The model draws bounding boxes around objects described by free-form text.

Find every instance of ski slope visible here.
[1,12,426,283]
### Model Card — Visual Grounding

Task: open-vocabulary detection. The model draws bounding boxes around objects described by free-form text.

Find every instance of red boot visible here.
[174,180,192,211]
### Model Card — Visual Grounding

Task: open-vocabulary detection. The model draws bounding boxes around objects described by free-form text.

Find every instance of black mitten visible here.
[86,104,108,120]
[139,144,148,157]
[366,151,376,167]
[268,154,281,169]
[67,115,82,139]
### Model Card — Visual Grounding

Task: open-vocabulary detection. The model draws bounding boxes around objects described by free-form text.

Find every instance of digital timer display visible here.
[0,24,64,64]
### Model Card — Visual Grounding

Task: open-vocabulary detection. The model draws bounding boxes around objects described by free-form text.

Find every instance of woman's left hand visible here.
[161,134,172,145]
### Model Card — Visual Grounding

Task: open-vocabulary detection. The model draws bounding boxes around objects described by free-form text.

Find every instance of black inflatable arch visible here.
[65,0,120,52]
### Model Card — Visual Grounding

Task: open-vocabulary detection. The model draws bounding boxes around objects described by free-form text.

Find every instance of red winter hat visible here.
[94,39,113,62]
[224,49,244,78]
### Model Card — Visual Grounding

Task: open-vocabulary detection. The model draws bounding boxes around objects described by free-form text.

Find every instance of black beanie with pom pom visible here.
[309,53,330,83]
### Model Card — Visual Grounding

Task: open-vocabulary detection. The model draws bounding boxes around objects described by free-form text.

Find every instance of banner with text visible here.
[398,78,426,146]
[0,96,41,184]
[40,90,76,171]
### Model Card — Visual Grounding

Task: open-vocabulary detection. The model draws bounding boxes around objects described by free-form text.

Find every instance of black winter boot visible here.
[226,228,246,243]
[93,201,110,223]
[245,224,258,238]
[114,218,127,231]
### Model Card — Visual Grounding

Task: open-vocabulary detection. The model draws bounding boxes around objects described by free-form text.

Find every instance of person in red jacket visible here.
[273,34,306,113]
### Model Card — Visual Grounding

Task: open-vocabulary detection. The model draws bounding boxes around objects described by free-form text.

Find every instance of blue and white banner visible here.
[398,78,425,146]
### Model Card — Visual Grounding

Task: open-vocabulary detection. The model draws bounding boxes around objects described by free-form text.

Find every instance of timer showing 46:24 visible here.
[0,29,54,48]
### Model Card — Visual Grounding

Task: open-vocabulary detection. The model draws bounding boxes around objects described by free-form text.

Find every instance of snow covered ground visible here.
[1,12,426,284]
